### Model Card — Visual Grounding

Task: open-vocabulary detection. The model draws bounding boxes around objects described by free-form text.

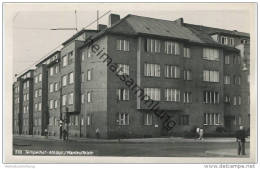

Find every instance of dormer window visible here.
[241,39,248,44]
[229,38,234,46]
[221,36,228,45]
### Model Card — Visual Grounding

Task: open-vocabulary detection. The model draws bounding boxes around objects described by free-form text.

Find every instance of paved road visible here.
[13,138,250,157]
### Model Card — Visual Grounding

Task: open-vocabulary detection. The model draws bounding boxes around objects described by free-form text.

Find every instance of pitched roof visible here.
[124,14,203,43]
[184,23,250,38]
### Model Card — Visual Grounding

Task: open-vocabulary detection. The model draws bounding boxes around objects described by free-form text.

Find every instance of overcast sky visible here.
[12,3,251,78]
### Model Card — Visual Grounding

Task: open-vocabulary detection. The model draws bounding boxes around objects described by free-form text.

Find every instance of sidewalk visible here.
[205,148,250,157]
[13,135,250,143]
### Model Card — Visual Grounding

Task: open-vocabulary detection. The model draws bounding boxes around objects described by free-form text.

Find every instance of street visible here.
[13,137,250,157]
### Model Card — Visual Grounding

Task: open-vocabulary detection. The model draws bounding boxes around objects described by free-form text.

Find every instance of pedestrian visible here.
[63,129,67,141]
[196,127,200,139]
[199,128,204,140]
[96,128,100,139]
[44,129,48,139]
[236,126,247,155]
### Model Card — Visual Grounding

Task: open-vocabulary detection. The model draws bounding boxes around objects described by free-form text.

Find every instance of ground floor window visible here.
[144,113,153,125]
[179,115,189,125]
[118,113,129,125]
[86,115,91,126]
[204,113,221,125]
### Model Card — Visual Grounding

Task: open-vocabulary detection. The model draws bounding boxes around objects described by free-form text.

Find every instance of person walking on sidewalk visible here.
[236,126,247,155]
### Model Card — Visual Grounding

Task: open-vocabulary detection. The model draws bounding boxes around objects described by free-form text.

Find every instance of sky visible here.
[12,3,251,78]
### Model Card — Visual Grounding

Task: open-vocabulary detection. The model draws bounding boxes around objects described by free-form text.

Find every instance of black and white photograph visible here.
[2,2,257,165]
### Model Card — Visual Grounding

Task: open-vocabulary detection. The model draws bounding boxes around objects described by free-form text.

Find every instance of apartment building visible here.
[13,14,250,138]
[14,70,35,135]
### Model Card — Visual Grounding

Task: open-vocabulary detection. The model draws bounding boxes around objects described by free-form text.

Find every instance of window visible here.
[117,64,129,76]
[35,90,38,98]
[224,75,231,84]
[68,93,74,105]
[179,115,189,125]
[233,96,237,105]
[38,89,42,96]
[81,73,85,83]
[204,113,221,125]
[87,69,92,81]
[184,70,192,80]
[203,91,220,104]
[55,65,59,74]
[87,92,92,103]
[164,41,180,55]
[224,95,231,104]
[26,93,29,100]
[62,55,68,67]
[62,95,67,106]
[35,76,38,84]
[49,100,54,109]
[49,83,54,93]
[165,88,180,102]
[75,116,78,126]
[233,56,241,64]
[81,94,84,104]
[68,51,74,64]
[165,65,180,78]
[184,47,190,58]
[146,38,161,53]
[233,75,241,85]
[238,96,241,105]
[23,106,26,113]
[144,113,152,125]
[116,40,130,51]
[87,115,91,126]
[203,48,219,61]
[81,118,84,126]
[117,88,129,101]
[221,36,228,45]
[229,38,234,46]
[69,72,74,84]
[39,74,42,82]
[144,88,161,101]
[62,75,67,86]
[224,56,230,64]
[35,103,38,111]
[87,49,91,58]
[184,92,192,103]
[81,51,85,61]
[241,39,248,44]
[38,103,42,111]
[203,70,219,82]
[118,113,129,125]
[233,96,241,105]
[54,100,58,109]
[55,83,58,91]
[144,63,160,77]
[50,67,54,76]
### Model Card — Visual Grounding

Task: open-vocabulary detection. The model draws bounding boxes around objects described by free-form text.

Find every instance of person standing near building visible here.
[44,129,48,139]
[96,128,100,139]
[199,128,204,140]
[236,126,247,155]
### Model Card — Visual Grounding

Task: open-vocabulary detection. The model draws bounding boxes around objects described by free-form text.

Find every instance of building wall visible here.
[80,36,108,138]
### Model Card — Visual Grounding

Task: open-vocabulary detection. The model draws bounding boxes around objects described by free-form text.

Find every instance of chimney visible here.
[175,18,184,26]
[98,24,107,31]
[109,14,120,27]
